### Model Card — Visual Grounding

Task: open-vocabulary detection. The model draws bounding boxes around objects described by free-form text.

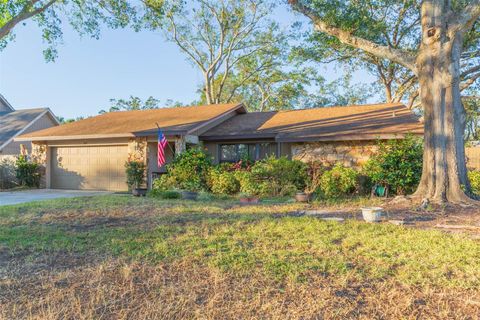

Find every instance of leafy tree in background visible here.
[290,0,480,203]
[0,0,138,61]
[56,116,84,124]
[101,96,160,113]
[143,0,283,106]
[195,41,372,111]
[149,0,370,111]
[464,96,480,141]
[99,96,184,113]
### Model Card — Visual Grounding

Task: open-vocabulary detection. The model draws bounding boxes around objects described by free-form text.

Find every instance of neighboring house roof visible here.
[200,103,424,142]
[0,94,15,112]
[18,103,246,141]
[0,108,59,151]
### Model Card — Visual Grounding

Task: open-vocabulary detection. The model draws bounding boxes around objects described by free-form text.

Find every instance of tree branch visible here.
[450,0,480,35]
[393,74,418,102]
[461,72,480,91]
[461,65,480,78]
[289,0,418,73]
[0,0,57,39]
[167,15,207,73]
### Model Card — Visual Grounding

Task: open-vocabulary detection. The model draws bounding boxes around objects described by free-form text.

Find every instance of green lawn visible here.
[1,195,480,319]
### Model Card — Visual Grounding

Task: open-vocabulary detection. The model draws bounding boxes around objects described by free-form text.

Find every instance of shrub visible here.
[153,147,212,192]
[364,135,423,195]
[468,170,480,194]
[250,156,308,196]
[207,168,239,195]
[15,156,41,188]
[320,163,358,198]
[0,158,17,190]
[125,161,146,189]
[233,170,259,195]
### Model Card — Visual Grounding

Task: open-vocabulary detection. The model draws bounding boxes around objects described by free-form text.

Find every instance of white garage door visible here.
[51,145,129,191]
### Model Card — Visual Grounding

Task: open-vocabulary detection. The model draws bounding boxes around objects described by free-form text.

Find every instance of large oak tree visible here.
[290,0,480,203]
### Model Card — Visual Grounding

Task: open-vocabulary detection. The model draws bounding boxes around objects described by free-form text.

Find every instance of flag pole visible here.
[156,122,176,155]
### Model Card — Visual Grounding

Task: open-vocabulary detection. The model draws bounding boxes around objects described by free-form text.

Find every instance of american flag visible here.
[157,128,168,167]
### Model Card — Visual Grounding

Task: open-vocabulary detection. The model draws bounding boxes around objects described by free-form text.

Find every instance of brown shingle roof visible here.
[19,103,244,140]
[201,103,424,142]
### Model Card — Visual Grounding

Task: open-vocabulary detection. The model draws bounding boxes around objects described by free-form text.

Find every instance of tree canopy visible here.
[141,0,371,111]
[291,0,480,109]
[0,0,137,60]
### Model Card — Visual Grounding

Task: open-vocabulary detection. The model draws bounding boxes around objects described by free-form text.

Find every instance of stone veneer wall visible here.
[127,137,148,164]
[291,141,378,167]
[31,142,48,188]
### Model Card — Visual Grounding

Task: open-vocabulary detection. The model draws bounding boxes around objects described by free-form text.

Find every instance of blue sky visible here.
[0,5,374,119]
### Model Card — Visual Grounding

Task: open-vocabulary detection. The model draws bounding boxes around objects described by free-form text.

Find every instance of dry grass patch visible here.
[2,259,480,319]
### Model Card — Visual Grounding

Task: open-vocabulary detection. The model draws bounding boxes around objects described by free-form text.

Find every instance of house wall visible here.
[147,142,174,174]
[466,147,480,170]
[291,141,379,167]
[0,113,57,159]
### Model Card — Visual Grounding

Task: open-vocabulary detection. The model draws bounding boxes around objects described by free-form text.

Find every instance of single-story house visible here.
[16,102,423,191]
[0,94,59,161]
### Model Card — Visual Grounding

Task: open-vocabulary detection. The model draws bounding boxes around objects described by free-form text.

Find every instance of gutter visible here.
[200,133,277,141]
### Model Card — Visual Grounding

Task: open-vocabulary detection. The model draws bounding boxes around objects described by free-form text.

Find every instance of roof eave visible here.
[134,129,189,137]
[276,132,424,143]
[15,133,136,142]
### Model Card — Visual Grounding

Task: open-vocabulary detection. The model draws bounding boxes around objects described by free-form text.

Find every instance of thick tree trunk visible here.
[289,0,480,204]
[413,0,473,203]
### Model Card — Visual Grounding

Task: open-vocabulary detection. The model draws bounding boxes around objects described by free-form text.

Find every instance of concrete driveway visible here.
[0,189,112,206]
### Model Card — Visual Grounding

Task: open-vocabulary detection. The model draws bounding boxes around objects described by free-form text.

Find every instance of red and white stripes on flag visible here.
[157,128,168,168]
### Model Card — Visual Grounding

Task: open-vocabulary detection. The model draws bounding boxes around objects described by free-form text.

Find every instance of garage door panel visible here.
[51,145,129,191]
